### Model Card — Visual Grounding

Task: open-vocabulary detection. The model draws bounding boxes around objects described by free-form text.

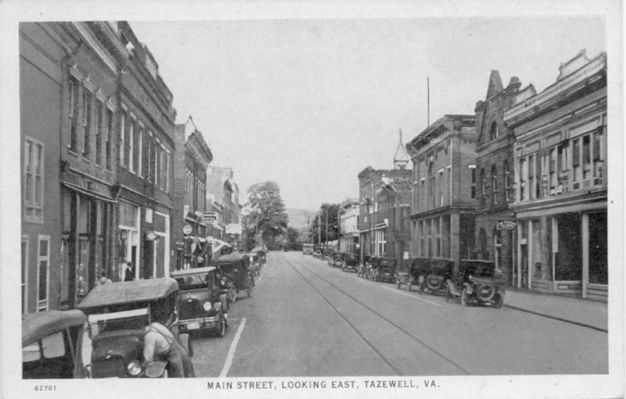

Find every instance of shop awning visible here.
[62,181,116,203]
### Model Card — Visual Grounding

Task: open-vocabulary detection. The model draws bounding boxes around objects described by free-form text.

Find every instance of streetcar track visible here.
[282,253,471,375]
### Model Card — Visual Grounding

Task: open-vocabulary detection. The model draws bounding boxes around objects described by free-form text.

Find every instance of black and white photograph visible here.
[1,1,623,398]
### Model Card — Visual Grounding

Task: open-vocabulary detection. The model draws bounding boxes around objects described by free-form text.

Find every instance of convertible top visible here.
[22,310,87,347]
[171,266,216,277]
[77,278,179,310]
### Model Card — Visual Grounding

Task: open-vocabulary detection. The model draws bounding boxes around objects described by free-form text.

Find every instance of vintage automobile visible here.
[329,251,345,267]
[22,309,87,379]
[211,253,255,303]
[406,258,454,295]
[395,258,414,291]
[341,253,360,273]
[171,266,228,338]
[302,243,315,255]
[446,259,505,308]
[75,278,192,378]
[375,257,397,283]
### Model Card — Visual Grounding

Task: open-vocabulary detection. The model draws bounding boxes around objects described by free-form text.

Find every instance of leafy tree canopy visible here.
[243,181,289,249]
[309,203,340,245]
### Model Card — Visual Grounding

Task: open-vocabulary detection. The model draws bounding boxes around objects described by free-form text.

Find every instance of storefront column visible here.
[581,212,589,299]
[516,223,522,288]
[450,213,460,275]
[528,220,533,290]
[551,217,558,290]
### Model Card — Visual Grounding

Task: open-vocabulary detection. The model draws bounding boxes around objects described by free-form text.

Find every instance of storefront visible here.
[514,204,607,299]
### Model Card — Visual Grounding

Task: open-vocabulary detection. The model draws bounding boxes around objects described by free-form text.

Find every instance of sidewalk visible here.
[504,289,608,332]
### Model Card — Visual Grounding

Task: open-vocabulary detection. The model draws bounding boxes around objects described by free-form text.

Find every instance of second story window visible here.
[470,166,476,199]
[504,159,512,202]
[519,157,527,201]
[128,118,135,173]
[480,168,486,200]
[491,164,498,205]
[105,108,113,170]
[95,100,103,165]
[119,111,126,168]
[82,89,92,157]
[489,122,498,141]
[24,137,44,223]
[68,76,79,152]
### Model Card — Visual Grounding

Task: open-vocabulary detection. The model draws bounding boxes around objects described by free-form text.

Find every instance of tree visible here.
[242,181,289,250]
[308,203,340,245]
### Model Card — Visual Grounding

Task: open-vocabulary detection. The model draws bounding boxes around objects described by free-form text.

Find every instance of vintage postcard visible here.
[1,0,623,398]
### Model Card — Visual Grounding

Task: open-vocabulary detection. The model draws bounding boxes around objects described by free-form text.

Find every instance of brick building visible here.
[114,22,177,283]
[21,22,125,311]
[357,133,412,262]
[473,71,522,286]
[206,166,241,246]
[504,50,607,300]
[406,115,477,275]
[172,121,213,269]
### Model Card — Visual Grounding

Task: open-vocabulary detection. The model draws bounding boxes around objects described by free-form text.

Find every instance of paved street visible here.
[190,251,608,377]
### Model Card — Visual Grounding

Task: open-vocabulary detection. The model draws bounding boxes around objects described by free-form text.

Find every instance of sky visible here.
[129,17,605,211]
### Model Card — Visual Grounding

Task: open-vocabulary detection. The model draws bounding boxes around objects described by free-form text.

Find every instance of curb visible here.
[504,304,608,333]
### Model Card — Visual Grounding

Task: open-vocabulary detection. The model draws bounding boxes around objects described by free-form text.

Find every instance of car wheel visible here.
[461,288,469,307]
[494,294,503,309]
[216,313,226,338]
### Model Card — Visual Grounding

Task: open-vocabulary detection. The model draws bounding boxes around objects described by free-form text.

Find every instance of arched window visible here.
[489,122,499,141]
[491,164,498,205]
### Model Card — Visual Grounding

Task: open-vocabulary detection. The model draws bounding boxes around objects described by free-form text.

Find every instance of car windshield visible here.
[175,275,208,289]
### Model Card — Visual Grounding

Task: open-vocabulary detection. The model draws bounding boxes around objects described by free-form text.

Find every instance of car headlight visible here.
[127,360,142,376]
[203,302,212,311]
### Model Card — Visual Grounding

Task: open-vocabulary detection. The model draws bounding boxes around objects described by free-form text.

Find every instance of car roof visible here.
[171,266,216,277]
[76,278,179,309]
[22,310,87,347]
[210,253,247,263]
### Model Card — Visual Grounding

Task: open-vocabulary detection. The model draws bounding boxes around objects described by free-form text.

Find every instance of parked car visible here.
[405,258,453,295]
[341,253,360,272]
[211,253,255,303]
[171,266,228,338]
[375,257,397,283]
[330,251,345,267]
[252,246,267,264]
[446,260,505,308]
[22,309,87,379]
[76,278,192,378]
[302,243,315,255]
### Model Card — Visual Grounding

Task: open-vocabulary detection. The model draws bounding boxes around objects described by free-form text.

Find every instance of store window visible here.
[37,235,50,311]
[589,212,608,284]
[555,213,582,281]
[119,201,140,281]
[22,236,28,314]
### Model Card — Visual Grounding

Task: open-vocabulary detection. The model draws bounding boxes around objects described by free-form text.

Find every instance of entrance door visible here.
[520,243,528,289]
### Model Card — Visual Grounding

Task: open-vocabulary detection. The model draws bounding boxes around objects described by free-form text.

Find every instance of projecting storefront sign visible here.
[496,220,517,230]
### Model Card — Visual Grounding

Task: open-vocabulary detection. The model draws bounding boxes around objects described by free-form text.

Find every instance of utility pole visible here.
[427,76,430,128]
[325,205,329,250]
[318,207,321,248]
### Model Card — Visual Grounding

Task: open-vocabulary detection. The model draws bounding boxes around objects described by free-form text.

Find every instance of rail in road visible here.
[281,253,470,375]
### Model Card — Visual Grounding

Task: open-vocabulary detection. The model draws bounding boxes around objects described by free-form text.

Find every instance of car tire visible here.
[494,294,503,309]
[216,313,226,338]
[461,288,469,307]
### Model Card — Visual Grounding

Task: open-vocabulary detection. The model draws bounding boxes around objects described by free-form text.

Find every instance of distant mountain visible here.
[286,208,316,230]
